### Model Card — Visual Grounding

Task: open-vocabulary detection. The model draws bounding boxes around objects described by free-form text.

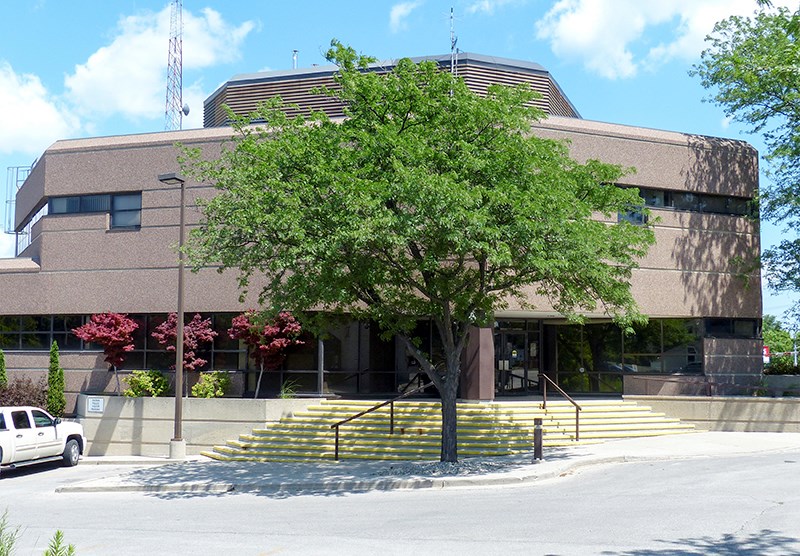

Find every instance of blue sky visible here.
[0,0,795,317]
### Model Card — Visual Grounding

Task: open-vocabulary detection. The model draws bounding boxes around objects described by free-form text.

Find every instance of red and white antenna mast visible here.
[165,0,186,130]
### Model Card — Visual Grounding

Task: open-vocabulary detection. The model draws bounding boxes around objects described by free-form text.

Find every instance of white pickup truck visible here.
[0,406,86,473]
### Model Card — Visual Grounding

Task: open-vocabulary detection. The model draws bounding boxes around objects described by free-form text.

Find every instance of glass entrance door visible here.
[495,324,540,395]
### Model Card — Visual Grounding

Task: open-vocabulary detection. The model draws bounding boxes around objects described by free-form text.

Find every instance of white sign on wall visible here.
[87,397,105,414]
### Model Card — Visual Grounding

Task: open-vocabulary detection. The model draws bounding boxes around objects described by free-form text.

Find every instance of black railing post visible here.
[334,426,339,461]
[575,406,580,441]
[390,400,395,435]
[533,417,543,461]
[541,372,548,409]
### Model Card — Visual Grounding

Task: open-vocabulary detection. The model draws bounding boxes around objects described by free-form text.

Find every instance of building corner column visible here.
[462,326,495,401]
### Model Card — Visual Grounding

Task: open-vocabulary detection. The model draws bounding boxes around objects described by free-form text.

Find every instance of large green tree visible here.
[184,42,654,462]
[693,4,800,309]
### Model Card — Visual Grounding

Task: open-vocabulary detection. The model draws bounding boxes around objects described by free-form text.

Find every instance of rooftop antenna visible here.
[450,7,458,77]
[165,0,184,131]
[292,49,299,70]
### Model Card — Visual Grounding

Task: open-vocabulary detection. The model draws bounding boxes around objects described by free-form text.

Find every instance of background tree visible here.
[0,349,6,390]
[47,341,66,417]
[693,4,800,311]
[764,314,793,355]
[184,42,654,462]
[72,313,138,395]
[151,313,218,395]
[228,310,304,398]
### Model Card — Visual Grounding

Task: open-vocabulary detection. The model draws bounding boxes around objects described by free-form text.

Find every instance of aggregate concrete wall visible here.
[75,394,315,457]
[625,395,800,432]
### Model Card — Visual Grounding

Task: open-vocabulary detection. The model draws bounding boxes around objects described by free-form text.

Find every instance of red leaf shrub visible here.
[72,313,138,368]
[151,313,218,371]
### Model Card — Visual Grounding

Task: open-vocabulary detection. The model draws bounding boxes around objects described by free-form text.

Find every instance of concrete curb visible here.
[52,454,655,494]
[55,432,800,494]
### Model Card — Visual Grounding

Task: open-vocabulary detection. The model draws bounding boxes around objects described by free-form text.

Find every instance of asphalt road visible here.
[3,452,800,555]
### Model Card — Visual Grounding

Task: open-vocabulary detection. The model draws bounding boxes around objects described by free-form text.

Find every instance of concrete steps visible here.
[201,398,697,462]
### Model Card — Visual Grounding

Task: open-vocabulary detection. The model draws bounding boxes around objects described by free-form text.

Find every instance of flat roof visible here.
[205,52,555,110]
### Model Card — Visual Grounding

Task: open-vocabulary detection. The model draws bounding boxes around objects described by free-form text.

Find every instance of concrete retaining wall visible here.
[625,395,800,432]
[75,394,315,457]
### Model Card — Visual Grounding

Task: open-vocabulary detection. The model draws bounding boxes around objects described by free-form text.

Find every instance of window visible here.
[111,193,142,228]
[705,318,759,339]
[0,414,6,430]
[32,410,53,427]
[49,192,142,229]
[0,315,86,351]
[12,411,31,429]
[624,186,754,218]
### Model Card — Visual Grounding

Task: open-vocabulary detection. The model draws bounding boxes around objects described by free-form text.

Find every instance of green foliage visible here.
[278,379,299,399]
[0,350,7,390]
[0,512,75,556]
[123,370,169,398]
[43,531,76,556]
[693,6,800,308]
[183,41,654,461]
[763,314,793,354]
[0,376,47,407]
[0,511,20,556]
[191,371,231,398]
[764,355,799,375]
[46,341,66,417]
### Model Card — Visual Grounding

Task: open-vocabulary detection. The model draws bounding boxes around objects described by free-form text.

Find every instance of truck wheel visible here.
[62,439,80,467]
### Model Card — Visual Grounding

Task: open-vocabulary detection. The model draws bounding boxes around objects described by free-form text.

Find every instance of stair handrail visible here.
[330,381,436,461]
[539,372,582,441]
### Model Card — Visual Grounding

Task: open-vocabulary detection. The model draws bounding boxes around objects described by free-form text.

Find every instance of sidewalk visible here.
[58,432,800,495]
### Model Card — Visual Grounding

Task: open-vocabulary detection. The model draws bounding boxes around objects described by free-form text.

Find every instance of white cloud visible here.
[64,6,255,123]
[0,62,78,156]
[390,1,422,34]
[466,0,519,15]
[0,231,16,259]
[535,0,795,80]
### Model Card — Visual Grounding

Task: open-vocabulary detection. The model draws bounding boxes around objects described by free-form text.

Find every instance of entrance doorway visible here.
[494,321,540,395]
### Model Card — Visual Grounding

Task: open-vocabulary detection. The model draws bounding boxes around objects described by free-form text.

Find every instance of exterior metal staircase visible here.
[201,398,696,462]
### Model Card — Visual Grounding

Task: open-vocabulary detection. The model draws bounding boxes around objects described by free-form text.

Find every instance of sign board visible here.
[87,397,105,414]
[763,345,770,364]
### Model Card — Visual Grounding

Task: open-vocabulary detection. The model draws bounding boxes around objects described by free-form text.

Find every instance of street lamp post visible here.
[158,172,187,460]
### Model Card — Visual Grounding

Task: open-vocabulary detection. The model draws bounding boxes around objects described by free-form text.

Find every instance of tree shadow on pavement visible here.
[118,447,575,500]
[602,529,800,555]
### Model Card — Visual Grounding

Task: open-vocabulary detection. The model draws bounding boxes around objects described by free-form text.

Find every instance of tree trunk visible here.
[113,365,121,396]
[254,361,264,399]
[439,374,459,462]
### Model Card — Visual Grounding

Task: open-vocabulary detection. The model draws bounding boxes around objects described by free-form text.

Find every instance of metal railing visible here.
[539,372,583,441]
[330,381,436,461]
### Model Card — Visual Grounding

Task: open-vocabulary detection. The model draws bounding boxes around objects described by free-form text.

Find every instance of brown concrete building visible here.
[1,54,762,412]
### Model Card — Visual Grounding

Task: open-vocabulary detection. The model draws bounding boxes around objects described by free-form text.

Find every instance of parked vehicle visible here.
[0,406,86,474]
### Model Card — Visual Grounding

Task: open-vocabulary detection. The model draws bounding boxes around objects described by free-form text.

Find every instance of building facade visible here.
[1,54,761,412]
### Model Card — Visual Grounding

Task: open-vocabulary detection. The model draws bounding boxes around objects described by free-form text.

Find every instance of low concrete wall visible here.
[625,395,800,432]
[763,375,800,395]
[75,394,316,457]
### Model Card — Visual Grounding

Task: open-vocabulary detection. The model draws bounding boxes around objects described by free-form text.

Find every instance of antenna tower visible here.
[165,0,184,131]
[450,7,458,77]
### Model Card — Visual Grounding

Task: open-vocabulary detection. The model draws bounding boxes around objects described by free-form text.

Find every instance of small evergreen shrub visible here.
[47,341,67,417]
[191,371,231,398]
[0,349,7,390]
[0,376,47,407]
[123,370,170,397]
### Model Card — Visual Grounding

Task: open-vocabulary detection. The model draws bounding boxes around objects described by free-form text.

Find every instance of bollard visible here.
[533,417,543,461]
